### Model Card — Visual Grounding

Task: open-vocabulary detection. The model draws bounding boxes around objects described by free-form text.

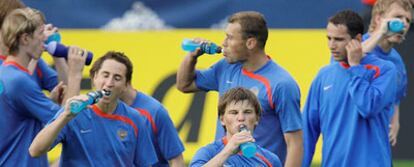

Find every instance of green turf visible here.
[310,160,414,167]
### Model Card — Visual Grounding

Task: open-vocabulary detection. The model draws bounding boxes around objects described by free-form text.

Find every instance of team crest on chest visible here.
[117,129,128,140]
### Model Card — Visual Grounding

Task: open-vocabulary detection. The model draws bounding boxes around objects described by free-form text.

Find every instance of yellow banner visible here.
[44,29,329,164]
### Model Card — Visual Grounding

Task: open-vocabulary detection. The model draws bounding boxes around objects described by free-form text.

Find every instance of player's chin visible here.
[225,57,236,64]
[332,55,343,62]
[389,35,404,44]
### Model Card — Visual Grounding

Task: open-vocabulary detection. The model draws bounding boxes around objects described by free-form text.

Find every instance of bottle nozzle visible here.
[216,46,223,54]
[102,89,111,96]
[239,124,248,132]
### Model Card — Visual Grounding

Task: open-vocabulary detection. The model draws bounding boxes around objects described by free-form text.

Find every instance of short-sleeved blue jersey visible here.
[0,56,58,92]
[50,102,158,167]
[131,91,184,167]
[0,61,61,167]
[195,58,302,163]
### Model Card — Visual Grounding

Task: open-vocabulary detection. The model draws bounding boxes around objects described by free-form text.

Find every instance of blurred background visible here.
[23,0,414,166]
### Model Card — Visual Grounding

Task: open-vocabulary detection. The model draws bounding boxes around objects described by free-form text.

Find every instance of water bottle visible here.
[388,20,404,33]
[239,125,257,158]
[69,90,111,114]
[45,32,61,44]
[45,41,93,65]
[181,39,222,54]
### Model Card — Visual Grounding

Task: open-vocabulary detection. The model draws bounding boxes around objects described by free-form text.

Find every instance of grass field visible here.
[310,160,414,167]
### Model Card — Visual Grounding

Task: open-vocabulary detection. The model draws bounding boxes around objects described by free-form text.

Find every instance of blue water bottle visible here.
[388,20,404,33]
[239,125,257,158]
[69,90,111,114]
[45,41,94,65]
[45,32,61,44]
[181,39,222,54]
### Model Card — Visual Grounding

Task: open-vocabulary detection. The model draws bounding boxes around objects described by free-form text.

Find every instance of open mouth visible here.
[102,89,112,96]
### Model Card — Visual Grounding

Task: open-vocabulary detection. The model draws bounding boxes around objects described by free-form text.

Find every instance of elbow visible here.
[29,146,46,158]
[169,154,185,167]
[176,83,193,93]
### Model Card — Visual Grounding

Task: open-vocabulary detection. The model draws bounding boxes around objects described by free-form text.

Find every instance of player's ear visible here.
[355,33,362,42]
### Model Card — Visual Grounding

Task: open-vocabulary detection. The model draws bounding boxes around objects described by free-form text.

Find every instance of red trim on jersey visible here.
[0,55,6,60]
[222,137,273,167]
[91,105,138,137]
[340,61,350,69]
[241,69,275,110]
[134,108,158,134]
[255,153,273,167]
[364,64,380,79]
[340,62,380,79]
[2,60,31,74]
[35,66,43,79]
[362,0,376,6]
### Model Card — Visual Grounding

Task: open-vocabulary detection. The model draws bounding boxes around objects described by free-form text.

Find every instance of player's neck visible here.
[5,52,31,68]
[97,101,118,114]
[378,39,393,53]
[121,87,137,106]
[242,51,268,72]
[0,42,7,56]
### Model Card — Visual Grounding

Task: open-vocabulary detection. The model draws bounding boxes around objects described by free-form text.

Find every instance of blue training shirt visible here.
[362,33,407,106]
[302,54,397,167]
[195,58,302,163]
[190,137,282,167]
[50,102,158,167]
[0,56,58,92]
[131,91,185,167]
[0,61,61,167]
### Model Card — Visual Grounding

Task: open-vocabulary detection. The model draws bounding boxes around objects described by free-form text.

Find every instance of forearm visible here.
[168,154,185,167]
[29,113,73,157]
[52,57,69,84]
[285,142,304,167]
[63,71,83,103]
[391,104,400,129]
[362,31,385,54]
[176,54,198,92]
[393,105,400,121]
[203,147,233,167]
[284,130,304,167]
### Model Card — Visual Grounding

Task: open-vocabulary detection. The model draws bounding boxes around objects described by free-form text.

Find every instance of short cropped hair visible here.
[328,10,364,38]
[228,11,268,49]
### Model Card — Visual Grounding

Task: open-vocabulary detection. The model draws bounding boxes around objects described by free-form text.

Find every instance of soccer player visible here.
[29,51,158,167]
[190,87,282,167]
[0,7,86,166]
[302,10,397,166]
[0,0,68,93]
[361,0,412,146]
[176,11,303,167]
[120,84,185,167]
